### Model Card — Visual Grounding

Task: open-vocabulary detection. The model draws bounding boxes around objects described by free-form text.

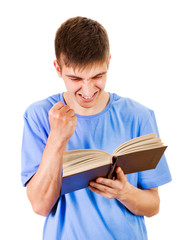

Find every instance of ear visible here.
[107,54,111,68]
[108,54,111,65]
[53,60,62,77]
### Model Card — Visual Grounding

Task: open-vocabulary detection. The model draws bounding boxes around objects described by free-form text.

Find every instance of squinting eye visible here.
[93,75,102,79]
[70,78,81,81]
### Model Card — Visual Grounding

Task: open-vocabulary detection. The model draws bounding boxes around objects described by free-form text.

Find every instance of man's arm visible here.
[89,167,160,217]
[26,102,77,217]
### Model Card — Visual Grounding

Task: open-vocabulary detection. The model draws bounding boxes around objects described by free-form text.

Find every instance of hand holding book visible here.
[62,133,167,194]
[89,166,129,199]
[88,165,160,217]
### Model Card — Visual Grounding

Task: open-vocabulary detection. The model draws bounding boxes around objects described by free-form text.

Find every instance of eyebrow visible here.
[66,71,107,79]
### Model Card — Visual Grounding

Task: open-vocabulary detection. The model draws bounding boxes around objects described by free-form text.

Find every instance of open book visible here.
[61,133,167,194]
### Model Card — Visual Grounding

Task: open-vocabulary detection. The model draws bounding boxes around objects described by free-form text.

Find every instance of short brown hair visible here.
[54,16,110,70]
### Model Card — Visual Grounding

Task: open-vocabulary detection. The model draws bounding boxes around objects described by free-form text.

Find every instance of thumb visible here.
[115,167,125,181]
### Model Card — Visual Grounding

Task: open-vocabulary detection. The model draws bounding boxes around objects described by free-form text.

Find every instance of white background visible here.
[0,0,178,239]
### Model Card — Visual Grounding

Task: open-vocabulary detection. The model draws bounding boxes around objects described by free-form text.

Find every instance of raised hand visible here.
[48,102,77,145]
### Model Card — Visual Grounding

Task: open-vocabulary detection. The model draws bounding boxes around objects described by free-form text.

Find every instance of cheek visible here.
[96,78,107,89]
[65,80,81,93]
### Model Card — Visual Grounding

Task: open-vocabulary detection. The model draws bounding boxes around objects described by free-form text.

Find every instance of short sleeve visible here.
[21,114,46,187]
[138,110,172,189]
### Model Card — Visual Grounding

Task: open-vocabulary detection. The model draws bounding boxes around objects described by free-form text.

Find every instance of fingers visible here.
[89,168,126,193]
[88,184,114,199]
[60,105,75,117]
[51,102,70,113]
[89,179,115,199]
[49,102,75,117]
[89,169,128,200]
[52,101,64,111]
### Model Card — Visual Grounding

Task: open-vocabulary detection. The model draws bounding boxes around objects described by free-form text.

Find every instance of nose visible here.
[81,79,95,96]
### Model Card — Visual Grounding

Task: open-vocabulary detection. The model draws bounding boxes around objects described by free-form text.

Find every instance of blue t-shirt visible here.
[21,93,172,240]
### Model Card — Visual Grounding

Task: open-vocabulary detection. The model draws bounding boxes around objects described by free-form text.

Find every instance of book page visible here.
[116,143,164,155]
[63,149,111,177]
[113,133,163,155]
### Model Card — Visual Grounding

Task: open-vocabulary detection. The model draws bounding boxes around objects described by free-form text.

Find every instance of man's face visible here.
[55,61,109,115]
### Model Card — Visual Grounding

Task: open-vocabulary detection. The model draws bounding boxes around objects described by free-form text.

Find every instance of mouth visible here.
[78,92,98,102]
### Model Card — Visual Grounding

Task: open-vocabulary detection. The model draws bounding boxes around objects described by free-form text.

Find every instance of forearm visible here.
[27,135,67,217]
[118,183,160,217]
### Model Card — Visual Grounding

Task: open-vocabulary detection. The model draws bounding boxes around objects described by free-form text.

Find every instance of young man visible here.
[21,17,172,239]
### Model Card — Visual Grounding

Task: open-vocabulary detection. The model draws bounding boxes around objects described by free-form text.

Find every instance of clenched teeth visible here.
[79,93,95,99]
